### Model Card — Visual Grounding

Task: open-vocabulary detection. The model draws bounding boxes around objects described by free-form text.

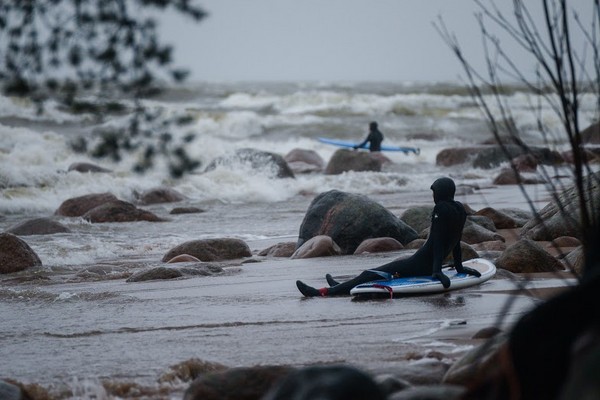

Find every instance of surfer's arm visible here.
[353,133,371,149]
[453,242,481,277]
[430,208,451,288]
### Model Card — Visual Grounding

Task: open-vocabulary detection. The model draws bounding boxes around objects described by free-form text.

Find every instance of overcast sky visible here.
[159,0,591,83]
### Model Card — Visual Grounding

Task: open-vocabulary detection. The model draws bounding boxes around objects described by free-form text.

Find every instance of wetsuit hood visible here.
[431,177,455,204]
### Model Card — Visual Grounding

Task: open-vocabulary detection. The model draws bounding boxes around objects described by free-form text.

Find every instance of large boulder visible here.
[496,239,564,273]
[55,192,118,217]
[83,200,163,223]
[162,238,251,262]
[297,190,418,255]
[325,149,382,175]
[520,172,600,241]
[205,148,295,178]
[0,233,42,273]
[5,217,71,236]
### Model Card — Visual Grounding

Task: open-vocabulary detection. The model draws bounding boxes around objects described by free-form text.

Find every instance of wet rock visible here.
[564,245,585,275]
[324,149,382,174]
[177,264,225,277]
[400,206,433,233]
[137,186,186,204]
[258,242,296,258]
[170,207,205,215]
[467,215,496,232]
[461,223,505,244]
[166,254,202,263]
[5,217,71,236]
[55,192,118,217]
[496,239,563,273]
[475,207,531,229]
[404,239,425,249]
[443,333,509,386]
[205,148,295,178]
[83,200,163,223]
[0,380,25,400]
[297,190,418,254]
[284,148,325,173]
[354,237,404,254]
[520,172,600,241]
[0,233,42,273]
[471,240,507,252]
[388,384,465,400]
[159,358,228,384]
[183,365,293,400]
[291,235,341,259]
[162,238,252,262]
[67,162,112,173]
[126,267,183,282]
[263,365,385,400]
[445,242,479,262]
[549,236,581,248]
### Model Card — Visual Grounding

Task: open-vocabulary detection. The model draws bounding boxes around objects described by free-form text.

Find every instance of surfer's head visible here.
[431,177,456,204]
[369,121,378,130]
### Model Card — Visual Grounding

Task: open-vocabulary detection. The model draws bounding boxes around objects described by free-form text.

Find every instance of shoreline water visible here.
[0,183,581,399]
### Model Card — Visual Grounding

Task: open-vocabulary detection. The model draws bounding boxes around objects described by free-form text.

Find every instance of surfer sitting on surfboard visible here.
[353,121,384,152]
[296,177,482,297]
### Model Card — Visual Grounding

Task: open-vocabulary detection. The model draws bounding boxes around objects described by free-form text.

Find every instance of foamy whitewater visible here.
[0,81,590,398]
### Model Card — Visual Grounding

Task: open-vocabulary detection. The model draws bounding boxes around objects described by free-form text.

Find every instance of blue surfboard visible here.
[317,137,420,155]
[350,258,496,297]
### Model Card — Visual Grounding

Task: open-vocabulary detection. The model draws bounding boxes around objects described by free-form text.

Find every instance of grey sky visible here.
[160,1,591,83]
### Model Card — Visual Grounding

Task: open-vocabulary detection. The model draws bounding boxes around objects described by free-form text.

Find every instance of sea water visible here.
[0,81,588,397]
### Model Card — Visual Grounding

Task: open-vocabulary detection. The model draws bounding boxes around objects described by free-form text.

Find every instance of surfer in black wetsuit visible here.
[354,121,384,152]
[296,177,481,297]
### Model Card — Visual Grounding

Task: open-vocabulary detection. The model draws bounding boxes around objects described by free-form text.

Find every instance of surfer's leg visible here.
[325,274,340,287]
[297,270,382,297]
[324,270,383,296]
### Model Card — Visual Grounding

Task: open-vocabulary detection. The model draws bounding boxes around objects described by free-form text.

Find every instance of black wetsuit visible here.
[355,127,384,152]
[296,177,480,296]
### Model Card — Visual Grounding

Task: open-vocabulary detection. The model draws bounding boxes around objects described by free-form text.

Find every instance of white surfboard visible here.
[350,258,496,297]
